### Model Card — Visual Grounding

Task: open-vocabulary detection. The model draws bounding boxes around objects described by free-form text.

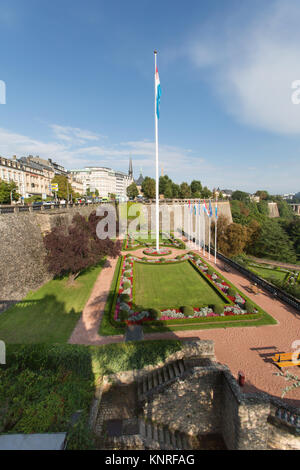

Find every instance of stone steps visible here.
[139,418,190,450]
[137,360,186,401]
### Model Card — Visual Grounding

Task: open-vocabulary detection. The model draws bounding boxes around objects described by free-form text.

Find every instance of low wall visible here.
[101,340,300,450]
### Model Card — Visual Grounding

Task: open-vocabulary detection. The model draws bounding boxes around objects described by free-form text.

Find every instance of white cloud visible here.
[50,124,105,145]
[0,121,298,193]
[184,0,300,135]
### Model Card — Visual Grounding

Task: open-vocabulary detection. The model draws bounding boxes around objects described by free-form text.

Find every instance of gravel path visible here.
[68,244,300,406]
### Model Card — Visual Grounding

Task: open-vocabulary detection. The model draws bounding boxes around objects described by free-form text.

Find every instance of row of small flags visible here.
[188,199,218,220]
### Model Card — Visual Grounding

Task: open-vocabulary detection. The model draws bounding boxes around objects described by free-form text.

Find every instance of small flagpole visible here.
[198,202,201,253]
[189,205,192,248]
[154,50,159,252]
[203,208,206,257]
[208,201,211,260]
[214,197,218,264]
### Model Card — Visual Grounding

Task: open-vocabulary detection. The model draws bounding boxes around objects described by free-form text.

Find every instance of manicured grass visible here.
[134,261,227,309]
[1,341,182,449]
[0,262,105,344]
[249,266,287,282]
[99,255,276,336]
[98,256,125,336]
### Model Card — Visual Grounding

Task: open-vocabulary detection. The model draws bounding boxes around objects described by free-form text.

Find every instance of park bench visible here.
[249,284,260,295]
[271,352,300,369]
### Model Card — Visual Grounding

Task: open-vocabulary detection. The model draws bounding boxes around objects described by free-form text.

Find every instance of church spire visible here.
[129,157,133,178]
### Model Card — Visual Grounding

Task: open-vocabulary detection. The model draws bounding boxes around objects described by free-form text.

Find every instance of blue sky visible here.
[0,0,300,193]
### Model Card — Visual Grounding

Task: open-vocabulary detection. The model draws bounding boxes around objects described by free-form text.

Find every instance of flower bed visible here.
[123,233,186,251]
[112,253,262,326]
[143,247,172,256]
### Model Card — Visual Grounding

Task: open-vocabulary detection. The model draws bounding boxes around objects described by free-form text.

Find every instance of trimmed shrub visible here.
[142,257,147,261]
[213,304,224,315]
[119,310,129,322]
[122,281,131,290]
[207,267,214,275]
[123,272,131,278]
[120,293,130,303]
[180,305,194,315]
[149,308,161,320]
[159,257,165,262]
[245,301,255,313]
[227,288,236,297]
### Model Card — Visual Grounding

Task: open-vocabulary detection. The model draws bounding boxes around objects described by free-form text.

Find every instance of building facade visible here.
[70,166,133,199]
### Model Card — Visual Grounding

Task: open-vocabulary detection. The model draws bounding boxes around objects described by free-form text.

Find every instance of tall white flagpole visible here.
[154,50,159,252]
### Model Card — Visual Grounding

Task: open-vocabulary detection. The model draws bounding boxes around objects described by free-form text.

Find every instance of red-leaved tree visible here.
[44,211,121,281]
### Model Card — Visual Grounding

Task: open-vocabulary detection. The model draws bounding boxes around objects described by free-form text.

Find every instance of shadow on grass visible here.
[0,295,80,344]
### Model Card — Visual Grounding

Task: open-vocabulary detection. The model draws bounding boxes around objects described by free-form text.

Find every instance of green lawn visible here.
[1,341,182,449]
[0,262,105,344]
[249,266,287,282]
[133,261,227,309]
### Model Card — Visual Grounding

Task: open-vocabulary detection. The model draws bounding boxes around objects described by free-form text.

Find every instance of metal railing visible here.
[0,201,112,214]
[212,247,300,312]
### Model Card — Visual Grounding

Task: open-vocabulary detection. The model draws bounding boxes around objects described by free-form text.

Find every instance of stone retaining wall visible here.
[98,340,300,450]
[0,205,105,311]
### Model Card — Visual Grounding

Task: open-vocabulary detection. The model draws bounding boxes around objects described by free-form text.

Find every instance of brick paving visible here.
[68,244,300,406]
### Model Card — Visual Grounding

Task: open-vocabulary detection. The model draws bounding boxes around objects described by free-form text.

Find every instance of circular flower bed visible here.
[143,247,172,256]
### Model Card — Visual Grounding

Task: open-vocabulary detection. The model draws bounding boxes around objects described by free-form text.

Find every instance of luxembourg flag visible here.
[209,199,213,218]
[203,200,209,216]
[155,66,161,119]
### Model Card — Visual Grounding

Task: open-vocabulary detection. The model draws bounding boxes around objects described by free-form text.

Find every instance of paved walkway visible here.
[68,244,300,406]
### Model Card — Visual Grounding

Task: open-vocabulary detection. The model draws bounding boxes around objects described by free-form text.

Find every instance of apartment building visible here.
[70,166,133,199]
[0,156,26,197]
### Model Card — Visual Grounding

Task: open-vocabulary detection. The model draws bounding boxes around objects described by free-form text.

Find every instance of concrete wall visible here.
[268,202,280,218]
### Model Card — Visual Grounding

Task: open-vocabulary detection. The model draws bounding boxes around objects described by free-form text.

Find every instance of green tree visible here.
[200,186,212,198]
[255,190,270,200]
[171,183,180,198]
[179,182,191,199]
[231,190,250,202]
[247,219,297,263]
[284,217,300,260]
[141,177,156,199]
[0,179,20,204]
[51,175,75,201]
[126,182,139,199]
[191,180,202,197]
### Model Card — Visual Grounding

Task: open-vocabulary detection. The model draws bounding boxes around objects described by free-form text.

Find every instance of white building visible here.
[69,166,133,199]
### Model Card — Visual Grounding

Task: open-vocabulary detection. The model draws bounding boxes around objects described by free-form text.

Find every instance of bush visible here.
[227,288,236,297]
[180,305,194,315]
[123,272,131,278]
[120,293,130,303]
[159,257,165,262]
[119,310,129,322]
[207,267,214,275]
[245,301,255,313]
[213,304,224,315]
[149,308,161,320]
[122,281,131,290]
[142,257,147,261]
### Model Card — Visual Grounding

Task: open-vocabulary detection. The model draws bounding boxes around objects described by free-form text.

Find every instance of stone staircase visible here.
[139,418,191,450]
[137,359,186,401]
